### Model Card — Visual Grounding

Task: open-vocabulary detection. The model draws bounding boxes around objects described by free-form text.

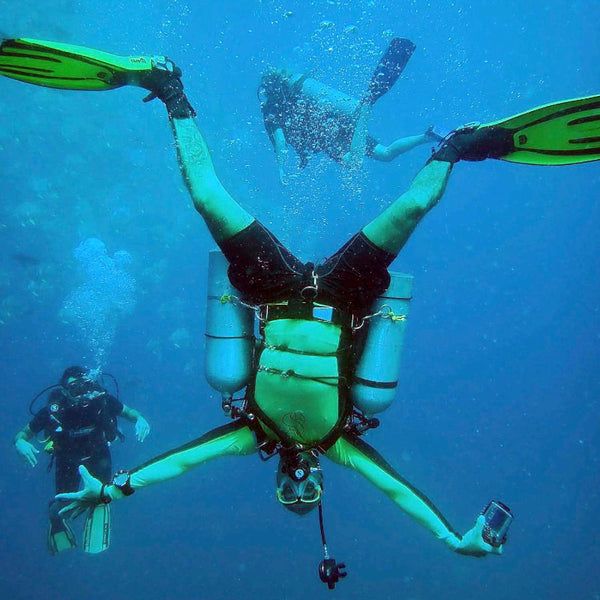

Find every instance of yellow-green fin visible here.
[485,95,600,165]
[0,37,156,91]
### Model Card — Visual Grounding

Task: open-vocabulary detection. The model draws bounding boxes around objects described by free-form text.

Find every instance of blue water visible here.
[1,1,599,599]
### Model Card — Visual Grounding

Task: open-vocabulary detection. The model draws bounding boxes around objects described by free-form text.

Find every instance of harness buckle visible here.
[301,268,319,300]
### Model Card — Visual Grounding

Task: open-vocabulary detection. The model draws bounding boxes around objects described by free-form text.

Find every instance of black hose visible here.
[318,500,329,559]
[28,384,61,415]
[102,372,119,401]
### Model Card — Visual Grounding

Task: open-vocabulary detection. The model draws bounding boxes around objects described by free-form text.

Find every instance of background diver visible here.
[257,37,442,184]
[1,37,598,587]
[13,365,150,555]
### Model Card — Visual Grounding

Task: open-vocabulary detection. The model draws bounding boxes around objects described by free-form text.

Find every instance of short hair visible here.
[59,366,88,386]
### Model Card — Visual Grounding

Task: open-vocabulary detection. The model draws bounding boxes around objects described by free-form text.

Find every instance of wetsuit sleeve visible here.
[326,433,462,550]
[126,421,257,490]
[28,407,51,436]
[105,394,124,416]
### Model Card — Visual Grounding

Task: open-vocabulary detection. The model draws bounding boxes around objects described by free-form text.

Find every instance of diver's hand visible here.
[278,167,289,186]
[455,515,503,557]
[15,439,39,467]
[424,125,444,142]
[56,465,103,517]
[135,416,151,442]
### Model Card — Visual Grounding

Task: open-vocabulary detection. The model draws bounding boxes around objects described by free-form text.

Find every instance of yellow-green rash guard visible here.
[250,318,352,448]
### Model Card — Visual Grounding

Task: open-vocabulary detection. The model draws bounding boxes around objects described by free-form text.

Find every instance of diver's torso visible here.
[285,76,360,157]
[47,394,109,454]
[251,317,351,447]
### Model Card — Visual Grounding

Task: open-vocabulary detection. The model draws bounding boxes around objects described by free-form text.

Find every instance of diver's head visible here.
[276,451,323,516]
[60,366,101,402]
[259,67,294,102]
[60,366,88,387]
[261,66,292,85]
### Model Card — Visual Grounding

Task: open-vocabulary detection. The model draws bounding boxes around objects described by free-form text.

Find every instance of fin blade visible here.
[83,504,111,554]
[0,38,154,90]
[364,38,416,105]
[47,518,77,555]
[487,95,600,165]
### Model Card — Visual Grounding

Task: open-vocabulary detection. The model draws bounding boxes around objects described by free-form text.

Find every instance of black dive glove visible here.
[430,125,514,164]
[140,58,196,119]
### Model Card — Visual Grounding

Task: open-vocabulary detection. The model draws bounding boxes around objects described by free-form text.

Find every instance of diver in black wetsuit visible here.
[13,366,150,554]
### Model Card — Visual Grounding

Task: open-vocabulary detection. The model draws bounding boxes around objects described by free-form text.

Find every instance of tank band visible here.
[205,334,253,340]
[353,377,398,389]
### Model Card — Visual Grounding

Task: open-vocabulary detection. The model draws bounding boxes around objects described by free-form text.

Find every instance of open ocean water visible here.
[0,1,599,599]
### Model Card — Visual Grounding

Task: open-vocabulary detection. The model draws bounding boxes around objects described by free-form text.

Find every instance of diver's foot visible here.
[139,58,196,119]
[424,125,445,143]
[430,125,514,164]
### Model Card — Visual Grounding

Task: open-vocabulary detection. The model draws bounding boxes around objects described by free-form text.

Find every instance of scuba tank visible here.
[205,250,254,407]
[289,74,359,118]
[351,272,414,416]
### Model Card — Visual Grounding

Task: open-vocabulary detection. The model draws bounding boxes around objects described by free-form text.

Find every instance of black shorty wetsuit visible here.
[29,390,123,496]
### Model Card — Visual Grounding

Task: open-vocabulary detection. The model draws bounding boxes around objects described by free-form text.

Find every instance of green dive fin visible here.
[0,37,162,91]
[83,503,111,554]
[485,95,600,165]
[47,517,77,555]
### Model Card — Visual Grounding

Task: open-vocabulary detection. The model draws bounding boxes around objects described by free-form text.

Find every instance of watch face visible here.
[114,472,129,487]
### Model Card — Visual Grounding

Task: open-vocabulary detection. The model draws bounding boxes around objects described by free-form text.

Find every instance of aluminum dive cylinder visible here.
[205,250,254,403]
[289,74,359,118]
[351,272,414,415]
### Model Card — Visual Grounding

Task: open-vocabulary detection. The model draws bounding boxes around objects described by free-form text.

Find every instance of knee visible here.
[392,194,435,229]
[406,193,434,217]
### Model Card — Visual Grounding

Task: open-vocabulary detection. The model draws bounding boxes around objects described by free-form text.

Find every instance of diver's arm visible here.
[120,405,151,442]
[125,421,256,491]
[56,421,257,507]
[14,424,34,443]
[14,424,39,467]
[272,127,290,185]
[371,132,430,162]
[326,433,500,556]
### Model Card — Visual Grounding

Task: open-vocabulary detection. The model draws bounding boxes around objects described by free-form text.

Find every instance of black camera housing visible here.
[481,500,513,547]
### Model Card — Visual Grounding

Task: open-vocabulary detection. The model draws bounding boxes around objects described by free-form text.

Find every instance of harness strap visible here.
[257,365,342,388]
[262,343,342,358]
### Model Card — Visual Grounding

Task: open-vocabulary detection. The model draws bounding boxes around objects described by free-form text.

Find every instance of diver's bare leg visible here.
[362,160,452,254]
[170,118,254,243]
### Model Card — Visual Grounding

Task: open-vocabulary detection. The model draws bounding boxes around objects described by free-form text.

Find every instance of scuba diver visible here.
[1,37,598,587]
[13,365,150,555]
[257,38,442,184]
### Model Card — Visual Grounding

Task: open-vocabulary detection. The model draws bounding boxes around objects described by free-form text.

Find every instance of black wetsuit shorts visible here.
[55,444,112,494]
[219,220,395,316]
